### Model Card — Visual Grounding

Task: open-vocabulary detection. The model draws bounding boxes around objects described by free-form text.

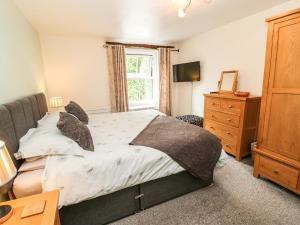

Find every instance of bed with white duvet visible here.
[17,110,227,208]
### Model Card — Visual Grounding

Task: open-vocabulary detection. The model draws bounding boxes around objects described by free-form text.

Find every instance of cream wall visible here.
[40,35,110,112]
[40,35,180,113]
[0,0,46,104]
[173,0,300,117]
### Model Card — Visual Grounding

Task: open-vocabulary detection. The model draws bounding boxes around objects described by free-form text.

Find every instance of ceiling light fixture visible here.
[178,8,187,18]
[174,0,191,18]
[174,0,212,18]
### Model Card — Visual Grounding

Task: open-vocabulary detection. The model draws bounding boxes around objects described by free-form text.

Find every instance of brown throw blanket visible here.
[130,116,222,180]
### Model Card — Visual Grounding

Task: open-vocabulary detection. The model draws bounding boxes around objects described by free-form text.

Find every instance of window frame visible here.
[125,48,159,110]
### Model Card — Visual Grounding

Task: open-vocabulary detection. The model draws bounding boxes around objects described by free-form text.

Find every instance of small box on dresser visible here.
[204,94,261,161]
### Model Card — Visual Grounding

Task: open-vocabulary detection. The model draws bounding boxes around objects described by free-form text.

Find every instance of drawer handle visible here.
[273,169,279,175]
[135,194,144,199]
[210,126,215,129]
[226,132,232,135]
[211,115,216,118]
[225,144,231,149]
[227,119,232,122]
[212,102,217,106]
[228,105,233,108]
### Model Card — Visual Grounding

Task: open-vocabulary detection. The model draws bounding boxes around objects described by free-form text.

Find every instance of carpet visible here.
[110,156,300,225]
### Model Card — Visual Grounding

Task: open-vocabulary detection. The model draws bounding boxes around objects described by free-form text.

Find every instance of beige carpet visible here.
[110,156,300,225]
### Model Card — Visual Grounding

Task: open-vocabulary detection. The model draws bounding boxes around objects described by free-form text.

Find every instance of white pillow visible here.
[19,157,47,172]
[16,117,84,159]
[37,112,60,127]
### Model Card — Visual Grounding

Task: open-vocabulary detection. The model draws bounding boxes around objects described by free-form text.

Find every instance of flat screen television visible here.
[173,61,200,82]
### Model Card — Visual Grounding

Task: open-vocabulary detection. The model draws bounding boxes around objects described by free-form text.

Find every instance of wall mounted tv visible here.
[173,61,200,82]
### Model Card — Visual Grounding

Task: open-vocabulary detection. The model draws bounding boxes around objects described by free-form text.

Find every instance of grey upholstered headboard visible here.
[0,93,48,169]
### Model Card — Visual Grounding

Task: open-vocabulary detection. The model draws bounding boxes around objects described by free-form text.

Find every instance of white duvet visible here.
[41,110,227,207]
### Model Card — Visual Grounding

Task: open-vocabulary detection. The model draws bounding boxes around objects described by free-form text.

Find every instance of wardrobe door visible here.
[260,16,300,161]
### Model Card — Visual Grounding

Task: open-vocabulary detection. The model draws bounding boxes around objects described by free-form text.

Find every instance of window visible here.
[126,49,159,109]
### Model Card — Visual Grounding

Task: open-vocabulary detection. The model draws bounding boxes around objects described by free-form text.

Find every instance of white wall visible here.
[40,35,110,112]
[0,0,46,104]
[174,0,300,117]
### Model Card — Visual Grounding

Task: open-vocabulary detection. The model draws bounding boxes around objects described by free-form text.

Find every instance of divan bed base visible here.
[60,171,212,225]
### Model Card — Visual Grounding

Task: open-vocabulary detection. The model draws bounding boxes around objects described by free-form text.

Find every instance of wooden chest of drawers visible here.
[204,94,261,160]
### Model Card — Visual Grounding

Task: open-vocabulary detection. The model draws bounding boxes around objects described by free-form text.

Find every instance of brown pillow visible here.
[57,112,94,151]
[65,101,89,124]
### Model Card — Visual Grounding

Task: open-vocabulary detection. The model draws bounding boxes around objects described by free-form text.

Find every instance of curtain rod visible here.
[103,42,179,52]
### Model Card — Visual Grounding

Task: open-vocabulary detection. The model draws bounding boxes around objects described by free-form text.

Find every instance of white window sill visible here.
[129,105,158,111]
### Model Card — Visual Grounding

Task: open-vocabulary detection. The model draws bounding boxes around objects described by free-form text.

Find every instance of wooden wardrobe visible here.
[253,9,300,195]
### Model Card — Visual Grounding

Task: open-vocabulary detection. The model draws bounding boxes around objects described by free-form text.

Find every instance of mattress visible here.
[13,169,43,198]
[42,110,185,207]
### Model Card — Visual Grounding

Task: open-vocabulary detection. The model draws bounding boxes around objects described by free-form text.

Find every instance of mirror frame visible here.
[218,70,238,94]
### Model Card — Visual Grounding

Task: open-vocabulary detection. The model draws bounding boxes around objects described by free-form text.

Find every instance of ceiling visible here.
[14,0,289,43]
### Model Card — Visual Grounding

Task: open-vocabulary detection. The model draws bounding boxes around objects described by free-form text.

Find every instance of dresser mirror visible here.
[218,70,238,94]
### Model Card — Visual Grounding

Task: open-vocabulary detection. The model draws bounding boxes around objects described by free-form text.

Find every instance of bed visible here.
[0,93,225,225]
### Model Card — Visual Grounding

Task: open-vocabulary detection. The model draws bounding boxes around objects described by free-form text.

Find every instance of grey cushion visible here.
[57,112,94,151]
[0,106,20,167]
[4,101,27,140]
[65,101,89,124]
[35,93,48,118]
[29,95,41,122]
[19,97,35,129]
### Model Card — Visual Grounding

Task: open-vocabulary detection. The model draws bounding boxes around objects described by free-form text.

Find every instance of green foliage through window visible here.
[127,79,153,102]
[126,54,154,103]
[126,55,152,76]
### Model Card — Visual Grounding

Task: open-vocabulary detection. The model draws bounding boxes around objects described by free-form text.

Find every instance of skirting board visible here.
[86,106,111,114]
[86,106,158,114]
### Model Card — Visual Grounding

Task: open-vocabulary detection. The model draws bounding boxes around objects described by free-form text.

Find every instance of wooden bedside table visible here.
[0,190,60,225]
